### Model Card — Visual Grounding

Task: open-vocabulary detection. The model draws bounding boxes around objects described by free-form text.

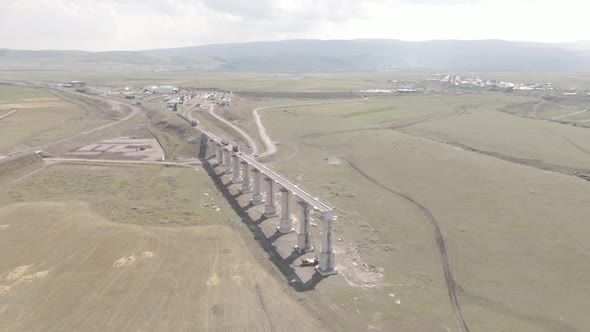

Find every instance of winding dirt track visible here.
[296,109,465,141]
[251,99,364,157]
[206,104,260,155]
[342,158,470,332]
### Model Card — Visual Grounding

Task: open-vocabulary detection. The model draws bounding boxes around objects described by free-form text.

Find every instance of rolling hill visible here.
[2,39,590,72]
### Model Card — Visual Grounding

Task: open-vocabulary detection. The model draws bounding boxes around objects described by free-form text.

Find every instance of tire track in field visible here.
[342,157,470,332]
[563,137,590,157]
[254,283,276,332]
[0,109,18,120]
[296,111,462,140]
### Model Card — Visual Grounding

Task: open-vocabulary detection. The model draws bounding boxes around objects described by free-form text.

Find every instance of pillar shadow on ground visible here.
[200,155,327,292]
[266,229,286,244]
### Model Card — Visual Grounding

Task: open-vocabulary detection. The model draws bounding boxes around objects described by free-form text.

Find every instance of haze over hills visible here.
[2,39,590,72]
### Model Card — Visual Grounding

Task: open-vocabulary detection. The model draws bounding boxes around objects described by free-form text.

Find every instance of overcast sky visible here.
[0,0,588,51]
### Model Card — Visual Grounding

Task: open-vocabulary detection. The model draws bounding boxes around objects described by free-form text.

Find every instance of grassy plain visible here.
[4,70,590,92]
[0,86,54,102]
[259,93,590,331]
[3,70,590,331]
[0,162,329,331]
[0,162,236,226]
[0,201,325,331]
[2,71,430,92]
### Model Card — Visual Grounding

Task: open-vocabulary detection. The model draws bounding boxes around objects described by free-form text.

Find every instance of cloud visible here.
[0,0,588,51]
[0,0,117,50]
[200,0,276,19]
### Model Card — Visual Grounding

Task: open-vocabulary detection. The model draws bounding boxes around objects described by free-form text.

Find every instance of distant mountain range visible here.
[2,39,590,72]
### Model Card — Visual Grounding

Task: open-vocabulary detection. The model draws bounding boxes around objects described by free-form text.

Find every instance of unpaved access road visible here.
[208,104,260,155]
[252,99,364,157]
[43,157,200,168]
[0,202,326,331]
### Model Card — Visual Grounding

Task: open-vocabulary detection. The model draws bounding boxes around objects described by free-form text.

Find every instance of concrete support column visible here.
[223,150,232,174]
[250,168,264,204]
[263,177,277,217]
[317,212,338,276]
[278,188,294,233]
[231,154,242,183]
[206,138,213,157]
[240,161,252,193]
[216,144,223,165]
[296,201,314,253]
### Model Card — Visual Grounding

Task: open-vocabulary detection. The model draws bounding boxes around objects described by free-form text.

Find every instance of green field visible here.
[258,92,590,331]
[1,71,430,92]
[0,86,111,154]
[4,71,590,92]
[0,86,54,102]
[1,162,234,226]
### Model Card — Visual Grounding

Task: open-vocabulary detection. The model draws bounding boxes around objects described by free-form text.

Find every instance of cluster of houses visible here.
[438,74,554,91]
[360,88,419,94]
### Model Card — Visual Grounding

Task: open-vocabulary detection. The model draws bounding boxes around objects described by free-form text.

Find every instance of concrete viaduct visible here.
[202,131,338,276]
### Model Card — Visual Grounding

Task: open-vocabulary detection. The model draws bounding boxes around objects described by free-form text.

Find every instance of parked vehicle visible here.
[301,257,319,267]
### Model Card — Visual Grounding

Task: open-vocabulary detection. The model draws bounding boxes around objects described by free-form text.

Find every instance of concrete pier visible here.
[216,144,223,165]
[223,150,232,174]
[205,138,213,157]
[296,201,314,253]
[240,161,252,193]
[263,177,277,217]
[278,188,294,233]
[250,168,264,204]
[231,154,242,183]
[317,212,338,276]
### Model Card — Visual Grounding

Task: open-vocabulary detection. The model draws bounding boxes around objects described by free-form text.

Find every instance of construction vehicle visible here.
[301,257,319,267]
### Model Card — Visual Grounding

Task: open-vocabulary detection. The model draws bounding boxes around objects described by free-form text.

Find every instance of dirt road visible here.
[195,98,364,158]
[252,99,364,157]
[43,157,200,168]
[0,202,326,331]
[208,104,259,155]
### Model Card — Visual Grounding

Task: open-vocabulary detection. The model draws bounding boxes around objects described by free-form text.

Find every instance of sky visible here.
[0,0,589,51]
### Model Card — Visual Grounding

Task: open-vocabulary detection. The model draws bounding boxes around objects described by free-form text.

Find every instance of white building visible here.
[144,85,178,94]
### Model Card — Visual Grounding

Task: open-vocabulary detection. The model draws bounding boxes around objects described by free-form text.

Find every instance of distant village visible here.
[361,73,588,96]
[436,74,554,91]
